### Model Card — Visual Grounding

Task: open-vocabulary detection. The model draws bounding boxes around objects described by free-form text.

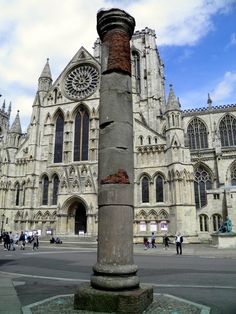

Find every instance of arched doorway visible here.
[74,203,87,234]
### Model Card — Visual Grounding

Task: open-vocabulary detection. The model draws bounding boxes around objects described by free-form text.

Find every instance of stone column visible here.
[74,9,153,313]
[90,8,139,291]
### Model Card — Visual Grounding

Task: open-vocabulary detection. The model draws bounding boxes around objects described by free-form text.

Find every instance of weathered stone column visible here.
[74,8,153,313]
[91,8,139,291]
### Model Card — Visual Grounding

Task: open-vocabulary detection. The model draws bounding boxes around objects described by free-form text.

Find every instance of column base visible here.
[74,283,153,313]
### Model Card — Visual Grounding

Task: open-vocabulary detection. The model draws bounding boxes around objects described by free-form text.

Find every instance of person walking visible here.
[151,232,156,248]
[175,232,183,255]
[9,231,15,251]
[143,236,150,250]
[32,232,39,250]
[3,232,9,250]
[19,231,26,250]
[163,233,170,249]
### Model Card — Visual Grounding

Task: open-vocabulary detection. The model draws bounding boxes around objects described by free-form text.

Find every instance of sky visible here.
[0,0,236,132]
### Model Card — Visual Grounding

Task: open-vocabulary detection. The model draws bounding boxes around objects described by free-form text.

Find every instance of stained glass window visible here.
[42,175,49,205]
[156,175,164,202]
[142,177,149,203]
[187,118,208,149]
[219,114,236,147]
[74,107,89,161]
[52,174,59,205]
[54,114,64,163]
[194,166,212,208]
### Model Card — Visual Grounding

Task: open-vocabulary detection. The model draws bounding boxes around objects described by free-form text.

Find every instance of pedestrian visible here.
[151,232,156,248]
[175,232,183,255]
[32,232,39,250]
[163,233,170,249]
[19,231,26,250]
[3,232,9,250]
[9,231,15,251]
[143,236,150,250]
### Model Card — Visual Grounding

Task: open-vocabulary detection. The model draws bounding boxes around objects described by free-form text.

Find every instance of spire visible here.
[39,58,52,80]
[8,102,11,117]
[2,99,6,111]
[10,110,22,134]
[38,58,52,92]
[166,84,180,110]
[207,93,212,108]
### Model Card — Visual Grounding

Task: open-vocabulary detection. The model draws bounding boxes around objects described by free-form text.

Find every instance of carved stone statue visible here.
[217,217,232,233]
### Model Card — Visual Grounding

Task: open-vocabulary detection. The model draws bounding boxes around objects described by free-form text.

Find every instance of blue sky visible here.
[160,7,236,109]
[0,0,236,131]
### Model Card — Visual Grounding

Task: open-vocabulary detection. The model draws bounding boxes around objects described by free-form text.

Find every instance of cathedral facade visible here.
[0,27,235,242]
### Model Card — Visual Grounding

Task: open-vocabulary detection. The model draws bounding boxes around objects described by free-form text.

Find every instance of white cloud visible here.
[212,71,236,102]
[0,0,235,130]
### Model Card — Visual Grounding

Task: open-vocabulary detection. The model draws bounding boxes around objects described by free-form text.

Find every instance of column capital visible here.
[97,8,135,41]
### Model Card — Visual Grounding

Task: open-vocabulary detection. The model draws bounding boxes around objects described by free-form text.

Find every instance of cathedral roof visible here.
[39,58,52,80]
[10,110,22,134]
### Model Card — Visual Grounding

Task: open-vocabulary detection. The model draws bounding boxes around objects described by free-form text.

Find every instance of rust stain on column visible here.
[103,30,131,74]
[101,169,130,184]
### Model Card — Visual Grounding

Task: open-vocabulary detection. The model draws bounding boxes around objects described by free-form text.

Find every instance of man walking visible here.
[175,232,183,255]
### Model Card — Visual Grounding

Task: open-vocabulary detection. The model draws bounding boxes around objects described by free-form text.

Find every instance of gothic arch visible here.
[148,209,158,220]
[135,209,147,220]
[227,160,236,185]
[194,163,213,209]
[158,209,169,220]
[44,112,52,124]
[137,172,152,182]
[60,195,89,215]
[34,211,43,220]
[219,113,236,147]
[71,103,90,119]
[52,108,65,122]
[187,117,209,149]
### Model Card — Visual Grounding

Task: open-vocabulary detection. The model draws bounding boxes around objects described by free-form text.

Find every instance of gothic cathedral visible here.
[0,28,235,242]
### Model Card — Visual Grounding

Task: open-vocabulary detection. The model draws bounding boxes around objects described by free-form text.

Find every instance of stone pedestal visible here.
[212,233,236,248]
[74,283,153,314]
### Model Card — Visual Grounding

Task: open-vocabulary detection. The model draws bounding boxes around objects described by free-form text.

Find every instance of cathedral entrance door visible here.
[75,203,87,235]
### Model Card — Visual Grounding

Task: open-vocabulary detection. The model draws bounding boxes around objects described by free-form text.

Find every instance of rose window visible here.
[65,64,99,100]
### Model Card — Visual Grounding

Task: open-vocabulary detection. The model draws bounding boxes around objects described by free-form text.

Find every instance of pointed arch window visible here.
[156,175,164,202]
[42,175,49,205]
[22,183,26,206]
[141,176,149,203]
[219,114,236,147]
[231,166,236,185]
[139,136,143,145]
[199,214,209,231]
[74,107,89,161]
[15,183,20,206]
[194,165,212,209]
[54,114,64,163]
[212,214,222,232]
[132,50,141,94]
[52,174,59,205]
[187,118,208,149]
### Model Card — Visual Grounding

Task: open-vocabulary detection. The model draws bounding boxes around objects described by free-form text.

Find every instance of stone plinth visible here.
[74,283,153,314]
[211,233,236,248]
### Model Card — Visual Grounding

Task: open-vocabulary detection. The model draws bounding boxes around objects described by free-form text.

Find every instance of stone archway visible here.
[74,203,87,234]
[67,200,87,235]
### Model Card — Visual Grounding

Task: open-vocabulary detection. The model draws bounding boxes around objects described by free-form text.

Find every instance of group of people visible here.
[143,232,183,254]
[1,231,39,251]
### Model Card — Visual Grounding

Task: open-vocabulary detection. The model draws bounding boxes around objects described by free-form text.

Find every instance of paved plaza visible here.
[0,241,236,313]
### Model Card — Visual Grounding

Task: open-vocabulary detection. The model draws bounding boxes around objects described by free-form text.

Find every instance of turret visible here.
[38,58,52,93]
[9,110,22,134]
[165,84,181,131]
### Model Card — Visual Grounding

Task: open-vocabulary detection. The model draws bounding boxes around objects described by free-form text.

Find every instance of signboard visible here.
[139,222,146,232]
[160,221,168,231]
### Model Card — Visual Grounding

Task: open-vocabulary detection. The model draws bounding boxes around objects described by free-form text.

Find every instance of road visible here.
[0,245,236,313]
